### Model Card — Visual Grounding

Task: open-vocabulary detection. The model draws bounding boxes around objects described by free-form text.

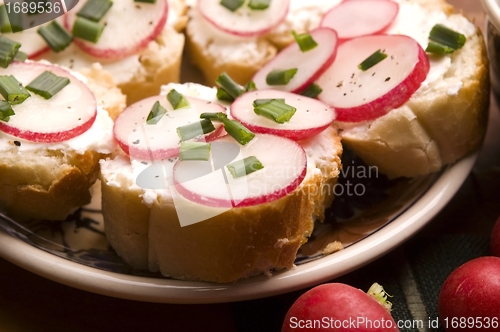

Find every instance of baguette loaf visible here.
[0,64,124,221]
[100,83,342,282]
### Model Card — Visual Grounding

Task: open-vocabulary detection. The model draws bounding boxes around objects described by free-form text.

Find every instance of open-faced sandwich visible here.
[100,82,342,282]
[0,36,124,221]
[2,0,188,105]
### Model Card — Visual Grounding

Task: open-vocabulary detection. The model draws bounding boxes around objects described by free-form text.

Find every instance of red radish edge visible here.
[117,125,225,161]
[0,62,97,143]
[251,28,338,94]
[113,95,227,160]
[198,0,290,38]
[320,0,399,40]
[230,90,336,141]
[27,46,51,60]
[64,0,169,59]
[335,44,429,122]
[173,135,308,208]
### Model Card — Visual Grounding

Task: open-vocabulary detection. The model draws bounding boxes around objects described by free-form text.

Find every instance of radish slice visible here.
[316,34,429,122]
[114,95,226,160]
[3,32,50,59]
[173,134,307,208]
[320,0,399,40]
[0,62,97,143]
[230,90,335,141]
[64,0,168,60]
[252,28,338,93]
[198,0,289,37]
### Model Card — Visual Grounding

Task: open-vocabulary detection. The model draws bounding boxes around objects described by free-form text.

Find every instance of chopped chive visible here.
[220,0,245,11]
[244,81,257,92]
[38,21,73,53]
[13,51,27,62]
[134,0,157,3]
[428,24,466,51]
[215,72,245,100]
[221,118,255,145]
[176,119,216,142]
[216,87,234,102]
[200,112,227,121]
[248,0,271,10]
[254,99,296,124]
[358,49,387,71]
[167,89,190,109]
[146,101,167,124]
[253,98,285,107]
[266,68,298,86]
[0,36,21,68]
[0,100,14,122]
[179,142,211,161]
[425,41,454,55]
[77,0,113,22]
[226,156,264,179]
[0,4,12,33]
[26,71,70,99]
[292,30,318,53]
[72,17,105,43]
[0,75,30,104]
[301,83,322,98]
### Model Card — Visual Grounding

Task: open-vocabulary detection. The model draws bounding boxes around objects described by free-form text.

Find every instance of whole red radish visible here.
[438,257,500,331]
[491,216,500,256]
[282,283,399,331]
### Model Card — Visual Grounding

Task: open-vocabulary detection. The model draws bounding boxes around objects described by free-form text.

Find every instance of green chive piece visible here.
[245,81,257,92]
[77,0,113,22]
[266,68,298,86]
[200,112,227,121]
[254,99,296,124]
[134,0,157,3]
[0,36,21,68]
[221,118,255,145]
[428,24,466,51]
[220,0,245,12]
[38,21,73,53]
[0,75,30,104]
[0,100,14,122]
[0,4,12,33]
[226,156,264,179]
[252,98,285,107]
[146,101,167,124]
[358,49,387,71]
[292,30,318,53]
[179,142,211,161]
[301,83,322,98]
[215,72,245,100]
[72,17,104,43]
[216,87,234,102]
[26,71,70,100]
[167,89,190,109]
[248,0,271,10]
[176,119,216,142]
[13,51,28,62]
[425,41,454,55]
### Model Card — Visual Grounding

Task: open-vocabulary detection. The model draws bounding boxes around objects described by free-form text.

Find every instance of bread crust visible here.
[101,127,342,282]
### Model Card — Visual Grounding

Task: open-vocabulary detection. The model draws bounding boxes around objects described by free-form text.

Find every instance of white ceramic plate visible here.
[0,151,477,304]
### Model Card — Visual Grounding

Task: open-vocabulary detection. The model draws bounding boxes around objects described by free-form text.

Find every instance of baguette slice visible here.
[35,0,188,105]
[0,64,124,221]
[338,0,489,178]
[100,83,342,282]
